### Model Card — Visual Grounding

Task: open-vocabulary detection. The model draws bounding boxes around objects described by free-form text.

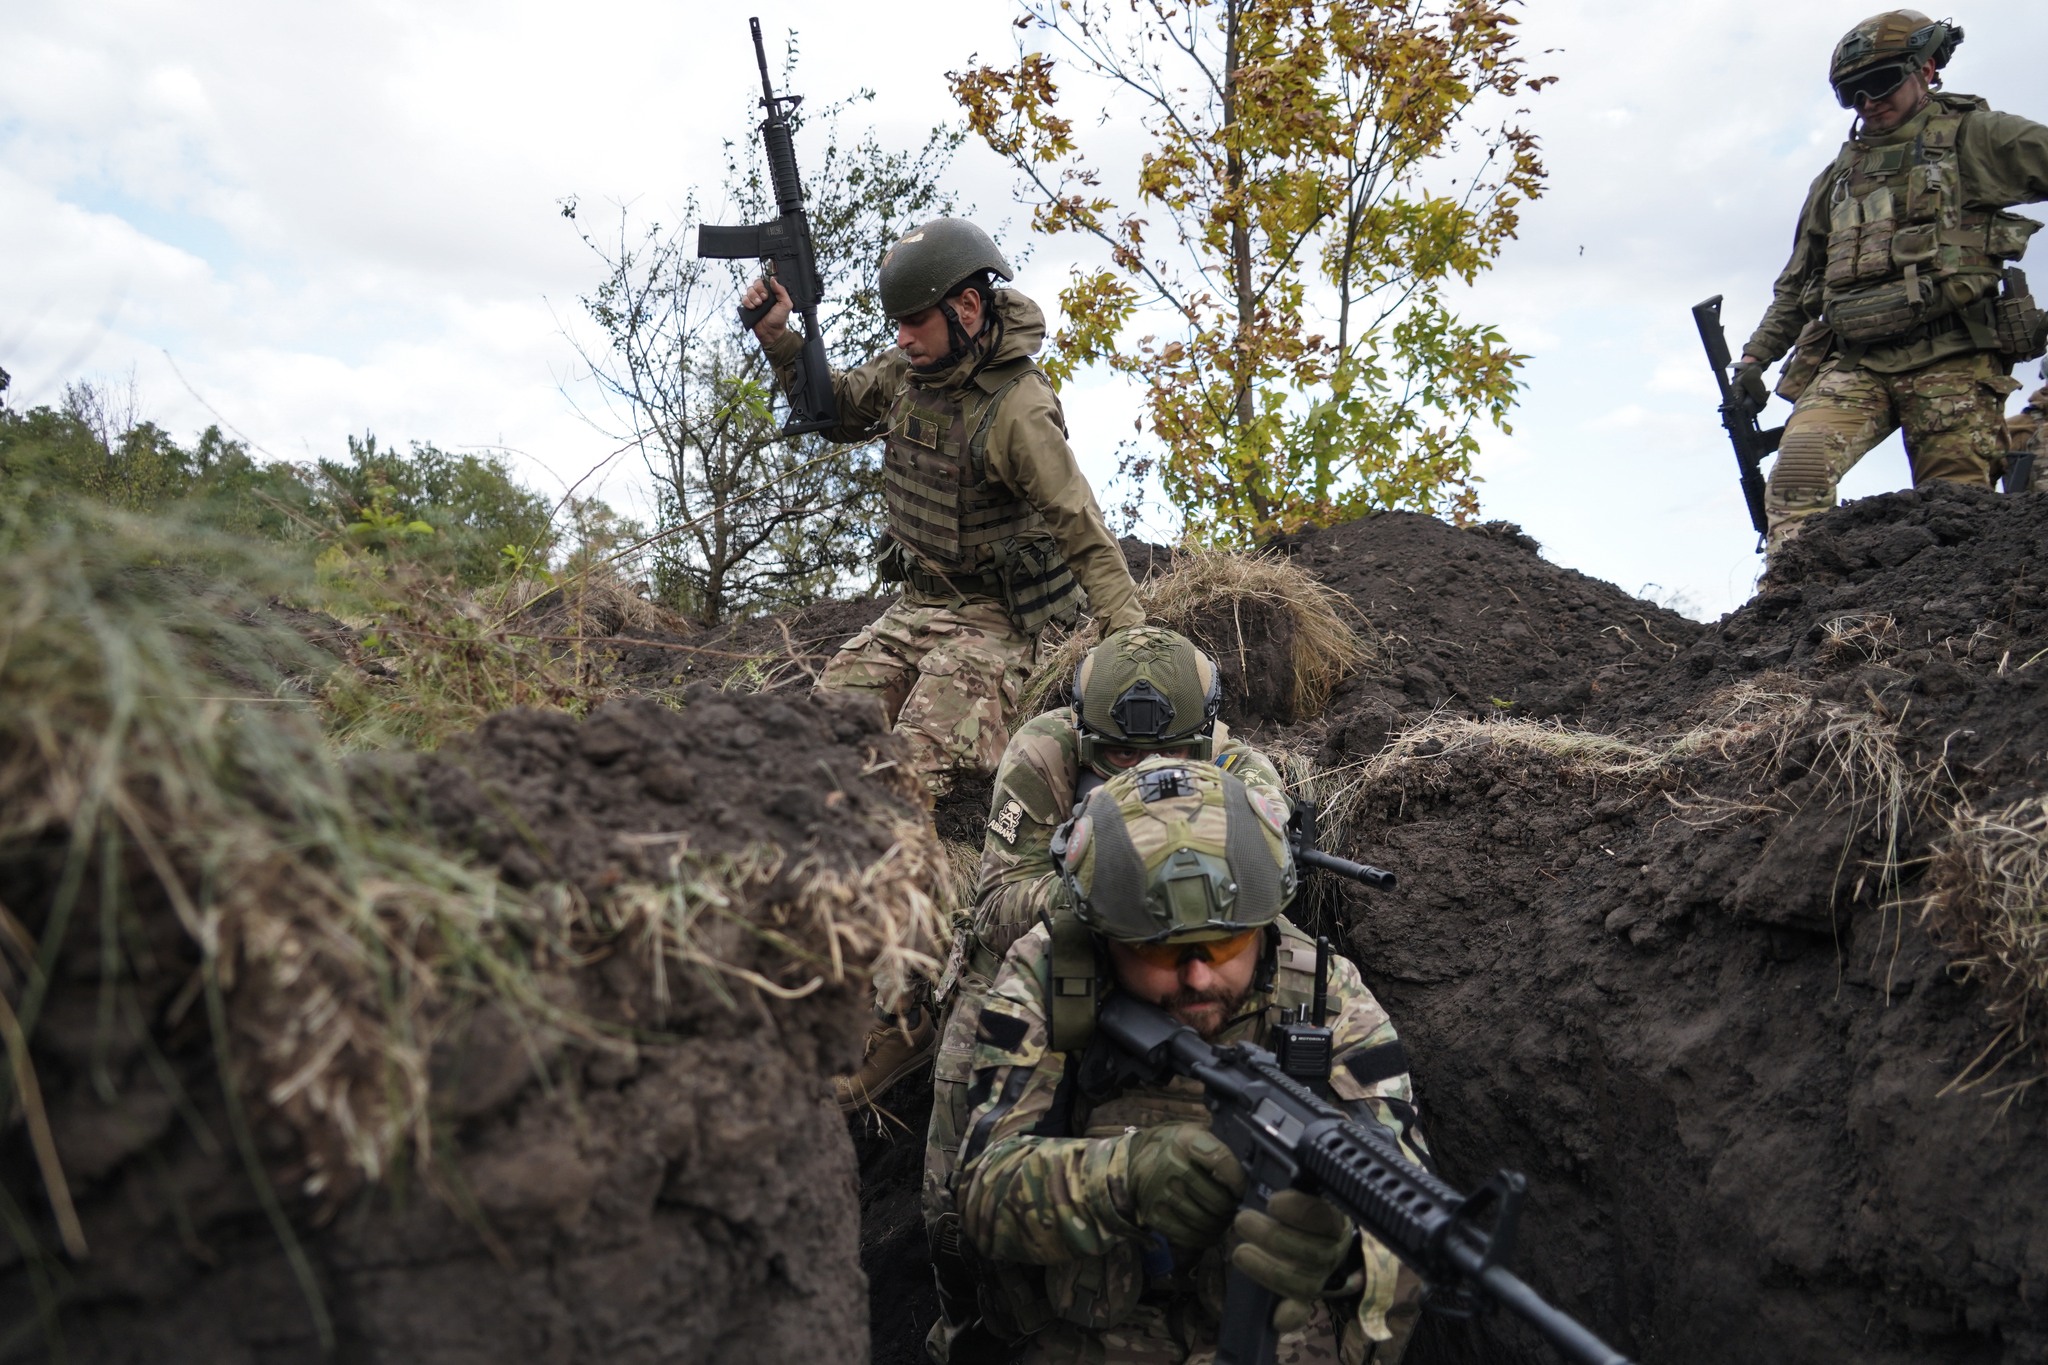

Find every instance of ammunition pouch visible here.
[1825,269,1996,345]
[1992,269,2048,363]
[1776,318,1834,402]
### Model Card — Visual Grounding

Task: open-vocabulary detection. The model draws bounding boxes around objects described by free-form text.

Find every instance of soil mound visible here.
[1298,488,2048,1364]
[4,596,940,1365]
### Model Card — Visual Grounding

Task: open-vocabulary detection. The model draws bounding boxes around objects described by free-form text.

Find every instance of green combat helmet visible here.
[1829,10,1962,108]
[877,218,1013,320]
[1072,626,1222,774]
[1052,755,1296,945]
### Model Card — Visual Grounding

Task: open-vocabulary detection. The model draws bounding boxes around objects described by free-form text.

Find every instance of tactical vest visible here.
[883,359,1084,634]
[955,919,1326,1344]
[1821,97,2041,349]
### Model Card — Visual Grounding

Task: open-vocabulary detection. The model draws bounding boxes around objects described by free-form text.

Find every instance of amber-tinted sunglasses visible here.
[1121,927,1263,970]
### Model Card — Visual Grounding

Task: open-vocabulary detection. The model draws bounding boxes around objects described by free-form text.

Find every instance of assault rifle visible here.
[696,18,838,436]
[1692,295,1781,548]
[1098,993,1636,1365]
[1287,799,1396,890]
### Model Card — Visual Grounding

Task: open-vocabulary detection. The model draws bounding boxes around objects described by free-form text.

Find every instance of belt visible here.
[907,565,1005,600]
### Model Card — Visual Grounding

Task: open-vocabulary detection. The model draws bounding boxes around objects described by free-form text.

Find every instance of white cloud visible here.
[3,0,2044,620]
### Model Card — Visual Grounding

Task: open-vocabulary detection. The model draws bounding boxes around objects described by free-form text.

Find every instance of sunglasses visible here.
[1834,63,1910,109]
[1120,927,1263,971]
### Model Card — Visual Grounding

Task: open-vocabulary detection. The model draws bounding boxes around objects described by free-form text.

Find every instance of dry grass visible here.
[1021,548,1380,719]
[0,513,945,1344]
[1286,678,1923,913]
[1921,797,2048,1094]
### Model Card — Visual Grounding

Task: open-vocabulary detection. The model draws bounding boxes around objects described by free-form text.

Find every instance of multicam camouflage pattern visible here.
[922,713,1288,1336]
[1765,352,2021,552]
[953,921,1427,1364]
[2008,380,2048,471]
[971,709,1285,972]
[1058,755,1296,943]
[1828,10,1946,89]
[817,597,1037,797]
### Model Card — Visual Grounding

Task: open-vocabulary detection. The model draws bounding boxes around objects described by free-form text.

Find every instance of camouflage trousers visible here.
[818,593,1039,799]
[1765,352,2022,556]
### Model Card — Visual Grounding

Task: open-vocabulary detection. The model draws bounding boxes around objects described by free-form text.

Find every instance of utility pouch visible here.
[995,533,1083,637]
[1993,268,2048,363]
[874,532,911,585]
[1776,318,1834,402]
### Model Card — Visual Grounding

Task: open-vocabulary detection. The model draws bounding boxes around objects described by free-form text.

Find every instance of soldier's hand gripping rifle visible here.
[696,18,838,436]
[1098,994,1636,1365]
[1692,295,1782,549]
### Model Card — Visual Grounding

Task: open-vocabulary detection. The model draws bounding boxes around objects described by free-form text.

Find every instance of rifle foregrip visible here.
[1301,1121,1462,1268]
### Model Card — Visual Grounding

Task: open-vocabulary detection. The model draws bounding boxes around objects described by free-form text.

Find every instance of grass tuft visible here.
[1922,797,2048,1095]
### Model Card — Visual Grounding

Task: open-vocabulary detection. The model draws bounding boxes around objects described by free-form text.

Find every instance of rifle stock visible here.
[696,18,838,436]
[1692,295,1781,547]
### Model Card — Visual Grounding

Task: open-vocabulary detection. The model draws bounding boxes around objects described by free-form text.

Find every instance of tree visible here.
[951,0,1550,542]
[567,43,971,626]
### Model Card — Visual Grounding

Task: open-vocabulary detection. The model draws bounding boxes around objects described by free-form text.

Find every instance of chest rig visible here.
[1822,97,2041,348]
[883,359,1083,633]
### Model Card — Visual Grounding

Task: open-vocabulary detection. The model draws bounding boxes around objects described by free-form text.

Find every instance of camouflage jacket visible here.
[954,918,1428,1358]
[763,292,1143,633]
[1745,95,2048,375]
[965,707,1286,980]
[2012,380,2048,454]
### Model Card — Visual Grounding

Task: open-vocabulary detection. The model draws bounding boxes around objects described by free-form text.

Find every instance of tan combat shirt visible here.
[764,291,1144,633]
[1745,96,2048,375]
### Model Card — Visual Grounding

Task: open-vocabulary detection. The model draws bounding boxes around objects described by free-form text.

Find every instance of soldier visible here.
[2006,361,2048,490]
[743,218,1146,794]
[1737,12,2048,559]
[945,757,1426,1364]
[916,628,1292,1352]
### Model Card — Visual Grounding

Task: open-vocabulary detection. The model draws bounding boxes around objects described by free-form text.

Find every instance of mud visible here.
[3,687,930,1365]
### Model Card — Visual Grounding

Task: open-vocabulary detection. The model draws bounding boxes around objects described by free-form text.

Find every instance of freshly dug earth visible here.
[1294,489,2048,1364]
[850,492,2048,1365]
[3,687,931,1365]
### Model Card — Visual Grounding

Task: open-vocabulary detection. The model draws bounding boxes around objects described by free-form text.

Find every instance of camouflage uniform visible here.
[1743,91,2048,553]
[924,711,1285,1284]
[2008,380,2048,481]
[952,921,1427,1364]
[764,290,1145,795]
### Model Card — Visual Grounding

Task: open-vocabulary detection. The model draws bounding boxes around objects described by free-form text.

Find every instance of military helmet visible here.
[1051,756,1295,943]
[1829,11,1962,107]
[877,218,1013,320]
[1072,626,1222,772]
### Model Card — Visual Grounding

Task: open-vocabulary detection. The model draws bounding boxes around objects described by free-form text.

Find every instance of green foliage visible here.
[313,434,557,587]
[0,385,564,589]
[951,0,1552,541]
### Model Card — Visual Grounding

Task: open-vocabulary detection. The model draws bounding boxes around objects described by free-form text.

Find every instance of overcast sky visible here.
[4,1,2045,619]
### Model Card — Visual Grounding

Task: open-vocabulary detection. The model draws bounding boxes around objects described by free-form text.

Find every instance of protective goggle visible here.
[1834,62,1911,109]
[1119,927,1263,971]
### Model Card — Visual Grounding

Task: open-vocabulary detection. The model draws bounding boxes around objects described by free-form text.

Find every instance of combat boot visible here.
[835,1003,937,1112]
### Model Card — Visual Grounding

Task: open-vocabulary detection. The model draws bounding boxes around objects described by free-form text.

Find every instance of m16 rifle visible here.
[696,18,837,436]
[1099,993,1636,1365]
[1286,799,1396,890]
[1692,295,1781,548]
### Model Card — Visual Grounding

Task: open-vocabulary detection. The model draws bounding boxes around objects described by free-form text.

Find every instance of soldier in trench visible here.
[1736,11,2048,560]
[743,219,1147,1105]
[939,758,1425,1363]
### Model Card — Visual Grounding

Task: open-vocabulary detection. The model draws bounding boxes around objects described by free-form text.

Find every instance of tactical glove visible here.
[1231,1189,1356,1332]
[1731,359,1770,412]
[1126,1122,1246,1248]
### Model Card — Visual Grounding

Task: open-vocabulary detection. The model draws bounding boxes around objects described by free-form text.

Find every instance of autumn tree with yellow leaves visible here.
[951,0,1551,541]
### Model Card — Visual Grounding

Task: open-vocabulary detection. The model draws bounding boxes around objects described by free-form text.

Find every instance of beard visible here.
[1163,984,1251,1040]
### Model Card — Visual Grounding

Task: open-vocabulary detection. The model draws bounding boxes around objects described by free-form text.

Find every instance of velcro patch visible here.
[903,411,944,449]
[989,797,1026,845]
[977,1009,1030,1053]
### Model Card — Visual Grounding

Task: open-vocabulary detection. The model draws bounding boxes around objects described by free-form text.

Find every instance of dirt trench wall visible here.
[1289,490,2048,1364]
[4,688,929,1365]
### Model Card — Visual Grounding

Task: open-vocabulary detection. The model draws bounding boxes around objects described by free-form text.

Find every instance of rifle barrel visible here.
[750,17,775,105]
[1298,846,1396,890]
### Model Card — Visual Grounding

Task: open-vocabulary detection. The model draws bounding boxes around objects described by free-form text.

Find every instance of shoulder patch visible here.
[990,797,1026,845]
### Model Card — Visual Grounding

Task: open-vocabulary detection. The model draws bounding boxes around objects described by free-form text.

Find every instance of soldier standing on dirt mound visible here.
[1737,11,2048,559]
[742,218,1145,789]
[943,758,1425,1364]
[745,218,1147,1108]
[917,627,1291,1356]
